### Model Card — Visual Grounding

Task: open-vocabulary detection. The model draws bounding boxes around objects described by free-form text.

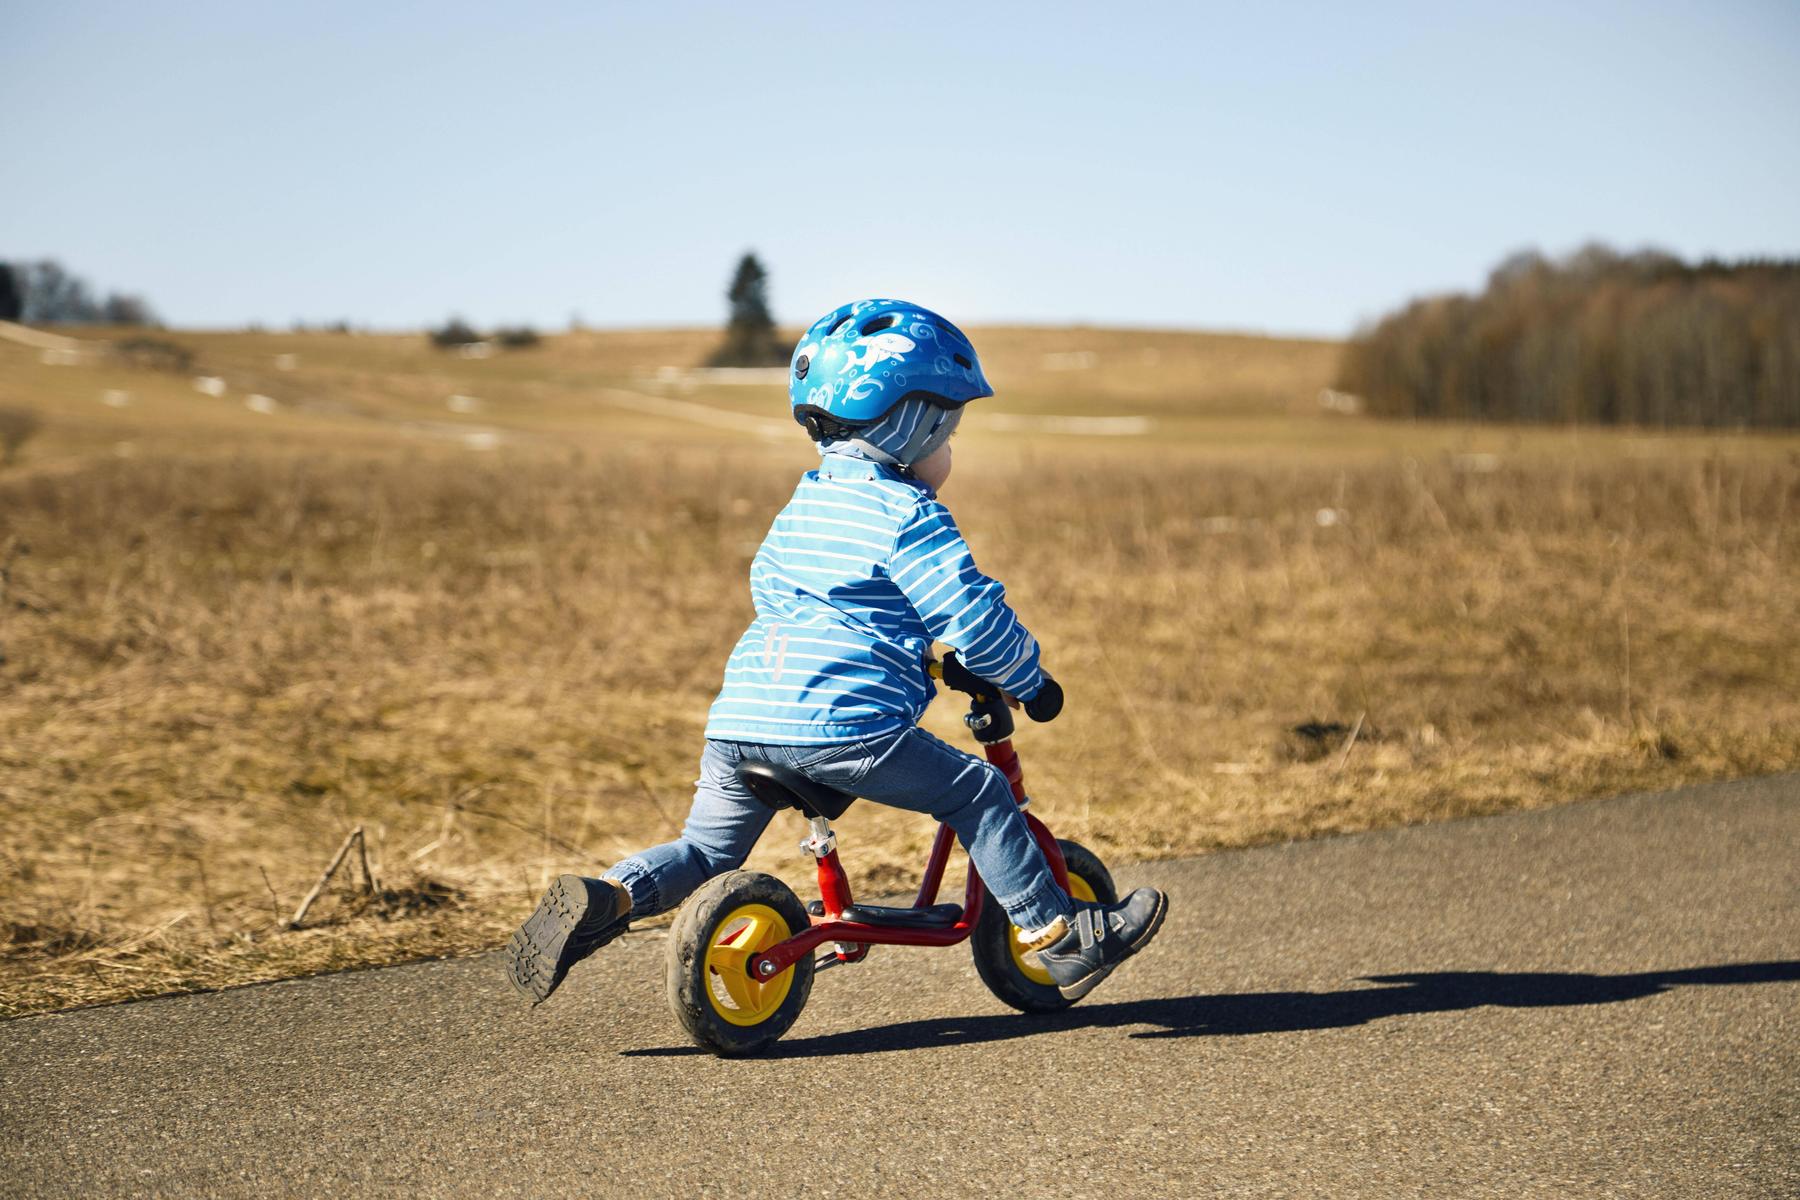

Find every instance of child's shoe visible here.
[505,874,632,1005]
[1032,888,1168,1001]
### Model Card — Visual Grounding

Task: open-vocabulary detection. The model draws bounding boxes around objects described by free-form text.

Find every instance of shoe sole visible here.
[1055,890,1169,1002]
[504,874,622,1005]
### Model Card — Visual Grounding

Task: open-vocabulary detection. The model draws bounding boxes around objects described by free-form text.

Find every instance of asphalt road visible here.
[3,775,1795,1198]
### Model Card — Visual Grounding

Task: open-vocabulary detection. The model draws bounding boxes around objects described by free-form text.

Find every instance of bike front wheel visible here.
[970,838,1117,1014]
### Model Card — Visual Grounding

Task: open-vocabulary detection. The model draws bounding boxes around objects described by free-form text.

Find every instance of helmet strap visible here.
[893,406,960,466]
[838,436,902,467]
[831,404,959,473]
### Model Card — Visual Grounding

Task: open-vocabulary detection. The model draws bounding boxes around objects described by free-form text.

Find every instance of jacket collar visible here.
[816,452,933,496]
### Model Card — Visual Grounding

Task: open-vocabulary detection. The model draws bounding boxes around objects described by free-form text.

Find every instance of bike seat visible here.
[736,762,858,822]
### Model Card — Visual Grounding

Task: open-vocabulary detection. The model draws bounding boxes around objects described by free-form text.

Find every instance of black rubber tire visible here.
[666,871,815,1057]
[971,839,1118,1014]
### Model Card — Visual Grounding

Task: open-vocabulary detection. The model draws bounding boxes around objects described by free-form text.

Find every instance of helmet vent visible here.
[859,314,901,336]
[953,353,972,369]
[827,314,855,335]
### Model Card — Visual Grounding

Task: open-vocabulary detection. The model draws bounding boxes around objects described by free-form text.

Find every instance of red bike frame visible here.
[744,736,1072,980]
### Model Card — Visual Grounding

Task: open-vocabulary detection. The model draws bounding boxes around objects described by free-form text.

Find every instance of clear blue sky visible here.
[4,1,1797,336]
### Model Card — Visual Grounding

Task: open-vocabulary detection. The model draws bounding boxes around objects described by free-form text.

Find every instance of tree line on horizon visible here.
[0,260,158,327]
[1338,244,1800,428]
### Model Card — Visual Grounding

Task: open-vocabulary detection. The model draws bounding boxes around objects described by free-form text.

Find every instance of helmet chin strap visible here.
[839,436,902,467]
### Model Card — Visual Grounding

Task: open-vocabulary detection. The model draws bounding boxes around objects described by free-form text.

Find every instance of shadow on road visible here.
[621,960,1799,1059]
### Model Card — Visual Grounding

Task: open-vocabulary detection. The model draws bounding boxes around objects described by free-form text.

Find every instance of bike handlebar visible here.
[930,652,1062,743]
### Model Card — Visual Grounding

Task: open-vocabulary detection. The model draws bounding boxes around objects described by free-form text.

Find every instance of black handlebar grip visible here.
[1024,676,1063,722]
[938,651,991,698]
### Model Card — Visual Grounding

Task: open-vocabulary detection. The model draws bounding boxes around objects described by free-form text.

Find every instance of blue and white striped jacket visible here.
[705,454,1044,745]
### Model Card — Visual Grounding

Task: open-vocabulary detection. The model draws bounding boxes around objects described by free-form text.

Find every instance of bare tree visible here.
[19,261,100,323]
[100,292,158,326]
[1339,246,1800,429]
[6,260,158,325]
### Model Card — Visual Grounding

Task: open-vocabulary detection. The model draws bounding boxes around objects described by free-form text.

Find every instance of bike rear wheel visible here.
[666,871,815,1056]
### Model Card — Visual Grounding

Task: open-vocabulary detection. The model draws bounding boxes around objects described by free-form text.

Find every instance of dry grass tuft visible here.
[0,406,42,466]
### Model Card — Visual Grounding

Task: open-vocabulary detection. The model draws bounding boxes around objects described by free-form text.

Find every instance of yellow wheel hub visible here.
[1012,873,1097,986]
[702,903,796,1027]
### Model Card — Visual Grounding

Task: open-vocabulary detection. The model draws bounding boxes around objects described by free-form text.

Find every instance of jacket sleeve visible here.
[888,497,1045,699]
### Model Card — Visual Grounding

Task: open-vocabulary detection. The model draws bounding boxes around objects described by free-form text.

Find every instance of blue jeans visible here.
[604,727,1074,931]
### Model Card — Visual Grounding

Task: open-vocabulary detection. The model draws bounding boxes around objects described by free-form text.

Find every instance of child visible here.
[506,299,1167,1006]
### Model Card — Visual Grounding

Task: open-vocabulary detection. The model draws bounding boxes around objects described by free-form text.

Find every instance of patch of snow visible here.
[193,376,227,397]
[245,394,278,414]
[0,320,83,352]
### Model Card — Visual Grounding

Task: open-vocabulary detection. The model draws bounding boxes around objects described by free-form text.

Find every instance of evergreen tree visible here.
[0,263,20,322]
[709,252,787,366]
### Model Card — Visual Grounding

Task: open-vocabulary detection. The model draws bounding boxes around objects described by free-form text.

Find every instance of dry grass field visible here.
[2,323,1795,1015]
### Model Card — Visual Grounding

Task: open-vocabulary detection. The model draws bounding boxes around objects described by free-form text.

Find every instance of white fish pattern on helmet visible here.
[839,332,917,374]
[845,376,885,403]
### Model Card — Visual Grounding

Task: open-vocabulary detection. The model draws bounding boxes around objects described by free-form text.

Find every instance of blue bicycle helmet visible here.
[790,299,993,468]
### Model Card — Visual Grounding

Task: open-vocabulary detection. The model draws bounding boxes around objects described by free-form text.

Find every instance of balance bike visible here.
[665,656,1113,1056]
